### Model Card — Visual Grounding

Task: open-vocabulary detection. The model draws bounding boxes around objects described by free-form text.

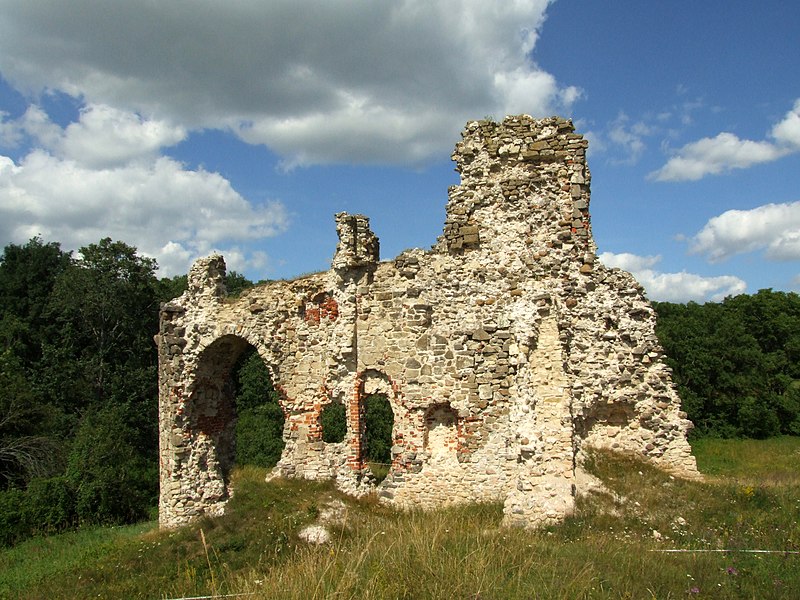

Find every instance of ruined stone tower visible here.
[157,116,698,529]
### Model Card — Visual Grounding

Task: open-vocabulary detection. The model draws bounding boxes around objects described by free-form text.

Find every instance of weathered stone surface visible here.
[157,115,698,530]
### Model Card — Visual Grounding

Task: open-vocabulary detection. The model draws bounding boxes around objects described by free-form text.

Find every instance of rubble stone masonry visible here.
[157,116,698,529]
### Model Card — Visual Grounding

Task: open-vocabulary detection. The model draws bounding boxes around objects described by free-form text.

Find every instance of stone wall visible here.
[157,115,698,529]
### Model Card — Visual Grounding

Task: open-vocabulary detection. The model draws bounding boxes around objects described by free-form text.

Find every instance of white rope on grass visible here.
[651,549,800,554]
[162,593,256,600]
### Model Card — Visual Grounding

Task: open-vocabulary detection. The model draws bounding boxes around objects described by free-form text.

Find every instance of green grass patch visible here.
[2,441,799,599]
[0,521,153,596]
[691,435,800,484]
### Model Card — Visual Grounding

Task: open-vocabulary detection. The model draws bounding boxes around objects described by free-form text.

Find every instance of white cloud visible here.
[57,104,187,168]
[649,133,786,181]
[771,99,800,148]
[0,0,573,166]
[607,113,650,165]
[0,102,287,276]
[13,103,187,168]
[651,99,800,181]
[689,201,800,262]
[599,251,746,303]
[0,150,288,277]
[0,111,25,147]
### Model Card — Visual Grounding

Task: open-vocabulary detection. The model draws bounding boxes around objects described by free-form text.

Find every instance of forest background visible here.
[0,236,798,546]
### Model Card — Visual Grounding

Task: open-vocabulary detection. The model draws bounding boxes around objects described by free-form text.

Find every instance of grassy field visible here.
[1,437,799,599]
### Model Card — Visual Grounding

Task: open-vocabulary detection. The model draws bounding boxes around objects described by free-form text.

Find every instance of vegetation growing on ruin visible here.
[1,437,798,599]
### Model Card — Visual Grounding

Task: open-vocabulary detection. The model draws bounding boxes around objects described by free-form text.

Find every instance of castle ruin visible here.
[157,116,698,529]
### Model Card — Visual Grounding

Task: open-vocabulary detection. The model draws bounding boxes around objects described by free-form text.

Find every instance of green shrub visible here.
[66,406,155,525]
[22,476,74,535]
[737,396,781,439]
[233,348,285,467]
[236,404,285,468]
[0,487,24,546]
[320,401,346,443]
[363,394,393,463]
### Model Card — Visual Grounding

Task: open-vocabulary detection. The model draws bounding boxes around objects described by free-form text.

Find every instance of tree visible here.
[321,402,346,443]
[0,237,70,362]
[66,405,155,524]
[225,271,255,297]
[42,239,159,415]
[0,236,164,542]
[0,350,58,487]
[232,349,285,467]
[654,290,800,438]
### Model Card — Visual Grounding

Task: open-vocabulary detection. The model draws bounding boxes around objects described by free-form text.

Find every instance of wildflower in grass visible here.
[726,566,738,576]
[689,586,700,594]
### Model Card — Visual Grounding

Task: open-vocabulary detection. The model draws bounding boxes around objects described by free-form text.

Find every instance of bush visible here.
[0,476,75,546]
[737,396,781,439]
[232,348,285,468]
[66,406,155,525]
[22,476,75,535]
[0,487,24,546]
[363,394,393,463]
[236,404,285,468]
[321,401,346,443]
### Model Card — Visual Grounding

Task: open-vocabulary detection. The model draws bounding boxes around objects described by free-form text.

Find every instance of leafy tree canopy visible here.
[654,289,800,438]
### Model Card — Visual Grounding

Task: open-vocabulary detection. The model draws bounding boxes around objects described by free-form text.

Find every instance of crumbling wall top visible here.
[187,254,227,298]
[332,212,380,271]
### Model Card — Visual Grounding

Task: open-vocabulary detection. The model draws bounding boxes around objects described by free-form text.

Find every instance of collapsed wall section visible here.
[157,115,697,530]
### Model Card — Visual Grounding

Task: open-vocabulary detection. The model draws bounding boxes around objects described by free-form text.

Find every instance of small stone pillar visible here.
[187,254,227,298]
[332,213,380,271]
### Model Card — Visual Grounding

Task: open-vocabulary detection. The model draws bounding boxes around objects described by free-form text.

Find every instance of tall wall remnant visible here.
[157,116,698,529]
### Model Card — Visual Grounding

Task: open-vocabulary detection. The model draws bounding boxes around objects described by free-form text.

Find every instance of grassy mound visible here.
[2,439,799,599]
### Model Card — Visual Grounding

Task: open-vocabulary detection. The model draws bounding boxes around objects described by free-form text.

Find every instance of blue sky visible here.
[0,0,798,302]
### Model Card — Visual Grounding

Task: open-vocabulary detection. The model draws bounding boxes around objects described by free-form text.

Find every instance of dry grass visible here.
[2,439,799,599]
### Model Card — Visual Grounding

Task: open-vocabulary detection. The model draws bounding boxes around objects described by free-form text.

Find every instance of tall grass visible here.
[2,440,798,599]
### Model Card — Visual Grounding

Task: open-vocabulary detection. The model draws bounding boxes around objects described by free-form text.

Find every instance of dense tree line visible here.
[654,290,800,438]
[1,235,797,545]
[0,237,265,545]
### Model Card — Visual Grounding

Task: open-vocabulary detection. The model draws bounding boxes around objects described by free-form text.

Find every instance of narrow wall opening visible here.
[320,399,346,443]
[362,394,394,483]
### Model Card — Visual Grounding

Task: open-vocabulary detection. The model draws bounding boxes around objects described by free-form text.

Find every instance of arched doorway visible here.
[188,336,284,501]
[362,393,393,482]
[358,370,396,484]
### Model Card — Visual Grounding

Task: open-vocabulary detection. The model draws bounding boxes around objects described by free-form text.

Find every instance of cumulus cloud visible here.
[650,99,800,181]
[0,0,574,167]
[689,201,800,262]
[771,99,800,147]
[12,103,187,168]
[0,108,288,276]
[0,111,24,147]
[599,251,746,303]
